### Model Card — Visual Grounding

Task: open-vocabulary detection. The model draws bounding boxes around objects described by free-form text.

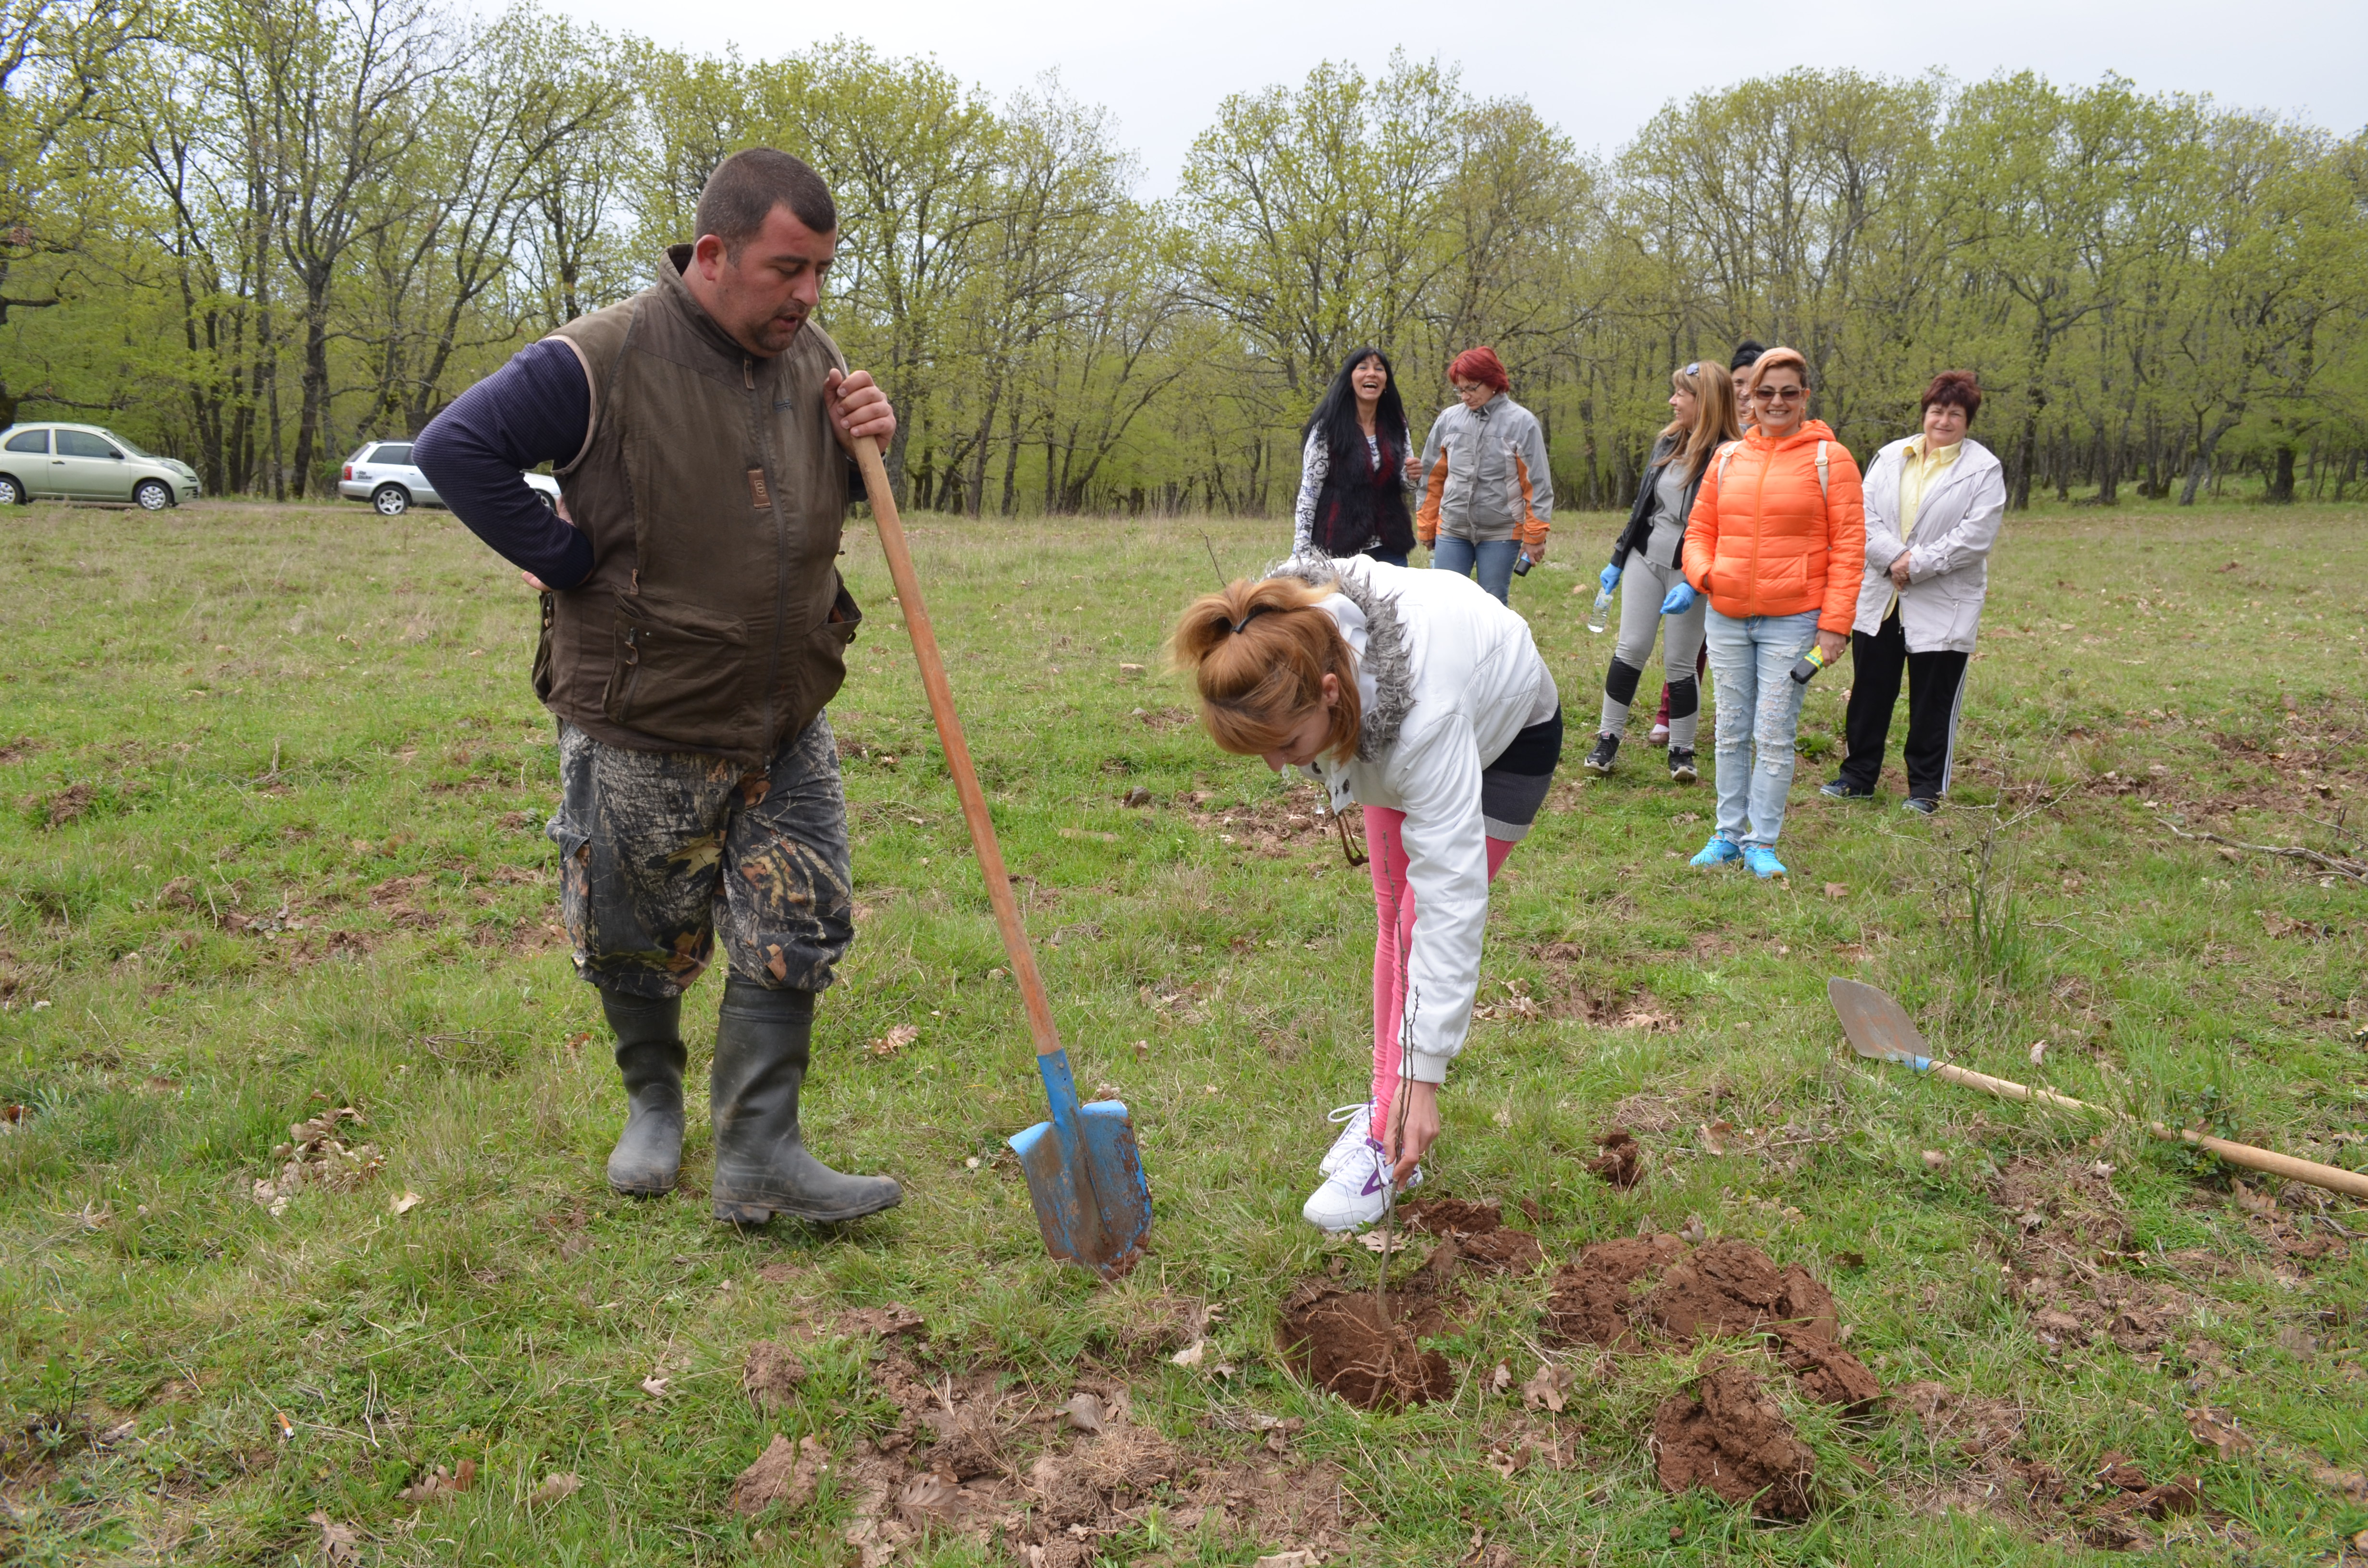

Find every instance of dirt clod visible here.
[1397,1196,1543,1274]
[1544,1234,1688,1348]
[1646,1239,1838,1344]
[1586,1125,1644,1188]
[742,1341,806,1413]
[731,1433,828,1516]
[1653,1362,1814,1519]
[1277,1283,1452,1409]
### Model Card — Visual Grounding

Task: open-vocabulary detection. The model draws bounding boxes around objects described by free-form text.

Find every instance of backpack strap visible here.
[1816,441,1829,500]
[1716,441,1740,486]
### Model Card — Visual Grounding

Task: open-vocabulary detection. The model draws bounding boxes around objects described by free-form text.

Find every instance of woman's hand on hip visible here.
[1381,1081,1441,1187]
[1815,629,1848,663]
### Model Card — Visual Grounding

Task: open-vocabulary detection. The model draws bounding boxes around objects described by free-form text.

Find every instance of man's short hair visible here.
[696,149,837,256]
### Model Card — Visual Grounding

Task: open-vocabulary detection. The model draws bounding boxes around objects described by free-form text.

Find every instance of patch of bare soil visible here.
[1652,1361,1815,1519]
[0,736,45,766]
[1555,984,1682,1031]
[1179,782,1337,859]
[40,782,94,828]
[1276,1281,1453,1409]
[367,874,440,930]
[1990,1156,2197,1355]
[1646,1239,1840,1346]
[1586,1126,1644,1189]
[1397,1198,1545,1275]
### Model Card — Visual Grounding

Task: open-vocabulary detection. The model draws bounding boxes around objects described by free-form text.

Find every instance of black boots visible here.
[602,990,686,1197]
[1582,733,1620,775]
[708,979,902,1226]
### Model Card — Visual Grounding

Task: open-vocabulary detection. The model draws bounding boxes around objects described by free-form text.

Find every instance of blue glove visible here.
[1660,581,1696,615]
[1599,564,1621,594]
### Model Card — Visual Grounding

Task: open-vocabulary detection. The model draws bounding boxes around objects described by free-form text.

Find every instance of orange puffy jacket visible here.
[1681,419,1866,635]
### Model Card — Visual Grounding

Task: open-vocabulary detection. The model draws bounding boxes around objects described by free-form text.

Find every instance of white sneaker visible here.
[1301,1131,1422,1230]
[1318,1102,1372,1176]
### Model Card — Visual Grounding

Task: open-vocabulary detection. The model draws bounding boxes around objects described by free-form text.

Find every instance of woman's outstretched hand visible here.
[1380,1081,1441,1187]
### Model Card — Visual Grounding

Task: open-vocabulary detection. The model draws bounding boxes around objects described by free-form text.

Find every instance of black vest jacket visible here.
[1310,431,1416,558]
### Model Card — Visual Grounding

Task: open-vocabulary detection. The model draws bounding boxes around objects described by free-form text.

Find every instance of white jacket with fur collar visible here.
[1276,555,1555,1087]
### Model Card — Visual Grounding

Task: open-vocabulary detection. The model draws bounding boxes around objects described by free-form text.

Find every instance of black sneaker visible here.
[1902,796,1939,816]
[1818,778,1874,800]
[1668,747,1698,784]
[1582,734,1619,776]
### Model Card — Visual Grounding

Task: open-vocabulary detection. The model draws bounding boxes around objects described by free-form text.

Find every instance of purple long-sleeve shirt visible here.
[414,340,597,589]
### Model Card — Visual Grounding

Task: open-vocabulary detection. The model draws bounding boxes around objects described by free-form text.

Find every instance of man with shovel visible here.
[415,148,902,1227]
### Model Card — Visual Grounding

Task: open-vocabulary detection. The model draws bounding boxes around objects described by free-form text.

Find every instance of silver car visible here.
[339,440,559,516]
[0,422,202,509]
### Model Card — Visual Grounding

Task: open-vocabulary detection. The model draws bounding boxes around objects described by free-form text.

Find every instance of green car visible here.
[0,422,203,509]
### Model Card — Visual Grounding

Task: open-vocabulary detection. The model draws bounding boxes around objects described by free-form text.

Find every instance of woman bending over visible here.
[1172,558,1563,1228]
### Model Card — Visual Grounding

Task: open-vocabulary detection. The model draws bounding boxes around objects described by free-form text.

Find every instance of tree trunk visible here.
[2012,414,2036,511]
[2266,443,2296,504]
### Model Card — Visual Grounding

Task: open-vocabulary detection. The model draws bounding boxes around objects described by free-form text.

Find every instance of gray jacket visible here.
[1417,393,1553,547]
[1853,435,2008,653]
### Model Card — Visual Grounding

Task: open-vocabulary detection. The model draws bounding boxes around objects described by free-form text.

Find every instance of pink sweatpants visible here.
[1366,806,1515,1128]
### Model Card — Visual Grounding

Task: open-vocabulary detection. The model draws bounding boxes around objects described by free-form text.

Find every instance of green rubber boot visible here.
[709,979,901,1225]
[601,990,685,1197]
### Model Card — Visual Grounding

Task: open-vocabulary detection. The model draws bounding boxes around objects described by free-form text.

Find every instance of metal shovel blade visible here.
[1827,977,1937,1070]
[1007,1048,1151,1281]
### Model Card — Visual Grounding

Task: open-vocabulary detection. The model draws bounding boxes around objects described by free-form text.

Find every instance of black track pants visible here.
[1838,613,1970,800]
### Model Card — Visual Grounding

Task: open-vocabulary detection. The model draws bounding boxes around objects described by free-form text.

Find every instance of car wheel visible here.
[373,484,410,516]
[134,478,173,511]
[0,475,21,506]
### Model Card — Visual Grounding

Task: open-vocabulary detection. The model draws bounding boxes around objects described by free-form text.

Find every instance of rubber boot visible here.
[602,990,686,1197]
[709,979,902,1225]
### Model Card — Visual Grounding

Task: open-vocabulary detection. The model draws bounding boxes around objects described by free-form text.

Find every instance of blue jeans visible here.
[1703,607,1819,846]
[1431,536,1521,604]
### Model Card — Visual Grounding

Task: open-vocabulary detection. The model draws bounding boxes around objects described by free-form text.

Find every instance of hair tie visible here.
[1230,604,1275,636]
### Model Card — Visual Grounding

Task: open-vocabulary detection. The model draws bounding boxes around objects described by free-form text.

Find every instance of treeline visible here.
[5,0,2366,513]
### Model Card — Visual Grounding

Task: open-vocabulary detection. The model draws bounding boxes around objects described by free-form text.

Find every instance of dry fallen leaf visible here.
[1253,1551,1323,1568]
[1063,1392,1105,1433]
[2184,1408,2253,1461]
[398,1459,476,1503]
[2231,1180,2279,1216]
[1822,882,1848,899]
[1922,1150,1950,1171]
[2029,1041,2047,1066]
[1699,1118,1734,1156]
[310,1511,362,1566]
[390,1190,423,1215]
[639,1376,670,1399]
[1169,1338,1209,1367]
[528,1472,582,1506]
[1491,1361,1513,1395]
[869,1023,921,1058]
[1521,1360,1575,1413]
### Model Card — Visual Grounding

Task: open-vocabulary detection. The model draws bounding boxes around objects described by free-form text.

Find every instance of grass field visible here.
[0,492,2363,1567]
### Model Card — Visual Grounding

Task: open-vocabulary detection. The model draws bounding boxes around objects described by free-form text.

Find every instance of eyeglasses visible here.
[1751,386,1805,404]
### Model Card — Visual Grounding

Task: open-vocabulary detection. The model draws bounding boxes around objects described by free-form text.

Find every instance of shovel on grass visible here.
[1829,977,2368,1200]
[851,438,1153,1280]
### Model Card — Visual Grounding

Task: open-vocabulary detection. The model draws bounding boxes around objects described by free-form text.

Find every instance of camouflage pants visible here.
[548,716,854,1001]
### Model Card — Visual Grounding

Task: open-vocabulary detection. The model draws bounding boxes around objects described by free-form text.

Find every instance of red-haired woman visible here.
[1821,371,2006,813]
[1170,557,1562,1228]
[1416,347,1553,605]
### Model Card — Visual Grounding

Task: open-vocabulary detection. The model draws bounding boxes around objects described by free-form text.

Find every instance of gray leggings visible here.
[1597,555,1708,749]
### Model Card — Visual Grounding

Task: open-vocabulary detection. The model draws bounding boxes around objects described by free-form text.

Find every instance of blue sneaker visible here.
[1741,843,1788,879]
[1689,835,1742,868]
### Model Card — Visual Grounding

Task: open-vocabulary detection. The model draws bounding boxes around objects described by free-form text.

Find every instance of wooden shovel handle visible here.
[1930,1062,2368,1201]
[851,437,1062,1061]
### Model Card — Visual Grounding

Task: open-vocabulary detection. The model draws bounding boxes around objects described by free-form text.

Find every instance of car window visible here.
[56,430,120,458]
[99,429,154,459]
[3,429,48,454]
[371,443,414,465]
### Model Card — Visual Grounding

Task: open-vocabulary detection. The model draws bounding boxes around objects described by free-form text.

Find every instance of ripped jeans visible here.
[1702,607,1819,847]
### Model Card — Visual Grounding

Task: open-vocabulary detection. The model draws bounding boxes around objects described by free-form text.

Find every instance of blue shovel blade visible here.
[1009,1083,1152,1279]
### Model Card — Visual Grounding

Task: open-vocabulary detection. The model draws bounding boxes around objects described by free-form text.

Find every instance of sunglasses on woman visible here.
[1751,385,1805,404]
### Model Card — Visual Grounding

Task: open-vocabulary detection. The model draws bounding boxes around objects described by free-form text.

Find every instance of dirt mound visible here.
[730,1433,828,1516]
[1647,1239,1839,1344]
[1586,1126,1644,1188]
[1544,1234,1688,1348]
[1397,1197,1544,1275]
[1777,1333,1881,1412]
[1653,1362,1814,1519]
[742,1341,807,1413]
[1276,1283,1453,1409]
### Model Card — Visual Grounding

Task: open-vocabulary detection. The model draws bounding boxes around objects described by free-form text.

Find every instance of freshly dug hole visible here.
[1277,1282,1452,1409]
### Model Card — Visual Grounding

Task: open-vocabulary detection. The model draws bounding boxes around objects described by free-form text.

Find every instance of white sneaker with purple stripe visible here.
[1302,1116,1423,1230]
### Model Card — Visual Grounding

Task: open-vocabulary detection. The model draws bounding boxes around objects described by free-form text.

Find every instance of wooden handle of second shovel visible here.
[1930,1061,2368,1201]
[851,436,1063,1061]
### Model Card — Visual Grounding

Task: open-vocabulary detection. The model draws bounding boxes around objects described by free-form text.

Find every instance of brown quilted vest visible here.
[536,245,861,763]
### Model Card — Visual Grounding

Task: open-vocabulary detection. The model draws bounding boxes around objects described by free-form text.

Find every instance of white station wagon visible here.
[339,440,560,516]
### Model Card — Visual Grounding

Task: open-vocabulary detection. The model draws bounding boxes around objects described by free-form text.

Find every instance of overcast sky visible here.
[530,0,2367,194]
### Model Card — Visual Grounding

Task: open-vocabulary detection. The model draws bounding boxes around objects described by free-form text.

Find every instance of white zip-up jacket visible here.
[1853,435,2008,652]
[1275,555,1555,1087]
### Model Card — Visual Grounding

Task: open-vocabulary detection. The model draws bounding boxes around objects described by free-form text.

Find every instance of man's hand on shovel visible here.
[826,368,897,450]
[1380,1082,1441,1187]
